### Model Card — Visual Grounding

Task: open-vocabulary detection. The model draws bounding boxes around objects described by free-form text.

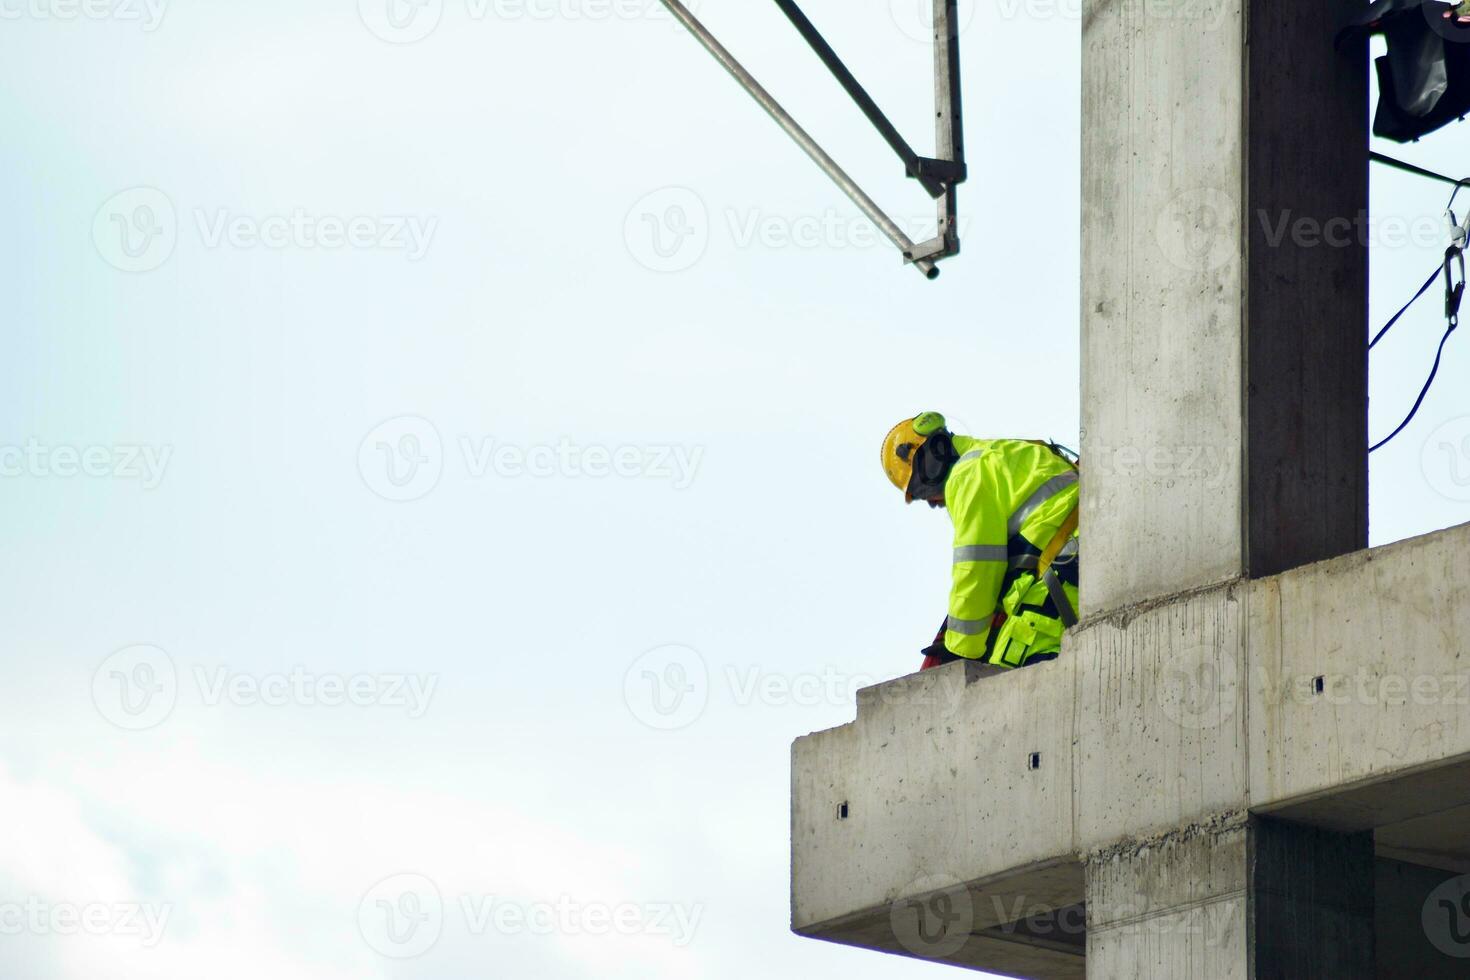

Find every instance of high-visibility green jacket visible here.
[944,437,1080,667]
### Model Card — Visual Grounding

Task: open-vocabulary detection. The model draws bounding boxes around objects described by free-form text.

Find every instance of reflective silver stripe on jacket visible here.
[953,544,1008,564]
[1007,471,1079,538]
[946,614,993,636]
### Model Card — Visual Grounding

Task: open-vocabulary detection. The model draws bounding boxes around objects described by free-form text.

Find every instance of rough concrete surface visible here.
[792,523,1470,976]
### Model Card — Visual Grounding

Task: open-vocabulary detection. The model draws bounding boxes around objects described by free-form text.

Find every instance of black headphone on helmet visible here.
[907,426,960,501]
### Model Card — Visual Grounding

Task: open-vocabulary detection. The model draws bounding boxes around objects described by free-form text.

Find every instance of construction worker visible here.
[881,412,1080,671]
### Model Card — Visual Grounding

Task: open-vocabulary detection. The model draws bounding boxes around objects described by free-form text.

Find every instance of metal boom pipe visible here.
[655,0,939,279]
[771,0,945,200]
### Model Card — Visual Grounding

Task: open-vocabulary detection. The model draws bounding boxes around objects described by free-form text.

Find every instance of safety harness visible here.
[983,443,1082,666]
[917,440,1081,669]
[1030,442,1080,628]
[1368,197,1467,451]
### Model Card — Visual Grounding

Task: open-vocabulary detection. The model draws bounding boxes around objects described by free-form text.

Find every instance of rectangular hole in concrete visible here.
[837,801,849,820]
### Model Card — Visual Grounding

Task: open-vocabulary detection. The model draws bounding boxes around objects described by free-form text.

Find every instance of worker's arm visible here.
[943,453,1010,659]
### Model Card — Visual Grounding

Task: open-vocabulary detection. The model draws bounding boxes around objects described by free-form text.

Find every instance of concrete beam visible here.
[791,523,1470,974]
[791,659,1080,955]
[1246,522,1470,818]
[796,863,1086,978]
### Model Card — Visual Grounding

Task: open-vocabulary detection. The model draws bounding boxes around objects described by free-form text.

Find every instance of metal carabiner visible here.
[1447,204,1470,251]
[1444,245,1465,327]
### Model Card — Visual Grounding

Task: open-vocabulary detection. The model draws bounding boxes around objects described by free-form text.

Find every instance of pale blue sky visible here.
[0,3,1466,978]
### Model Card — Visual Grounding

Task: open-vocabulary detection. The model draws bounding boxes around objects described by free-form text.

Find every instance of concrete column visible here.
[1084,815,1375,979]
[1248,817,1377,978]
[1081,0,1368,613]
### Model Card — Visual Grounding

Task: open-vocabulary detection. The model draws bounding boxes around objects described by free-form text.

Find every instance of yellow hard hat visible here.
[881,412,947,502]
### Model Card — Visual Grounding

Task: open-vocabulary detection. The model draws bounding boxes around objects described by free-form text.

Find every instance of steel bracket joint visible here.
[657,0,966,279]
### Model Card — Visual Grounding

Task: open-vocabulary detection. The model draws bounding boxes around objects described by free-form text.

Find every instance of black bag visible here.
[1338,0,1470,141]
